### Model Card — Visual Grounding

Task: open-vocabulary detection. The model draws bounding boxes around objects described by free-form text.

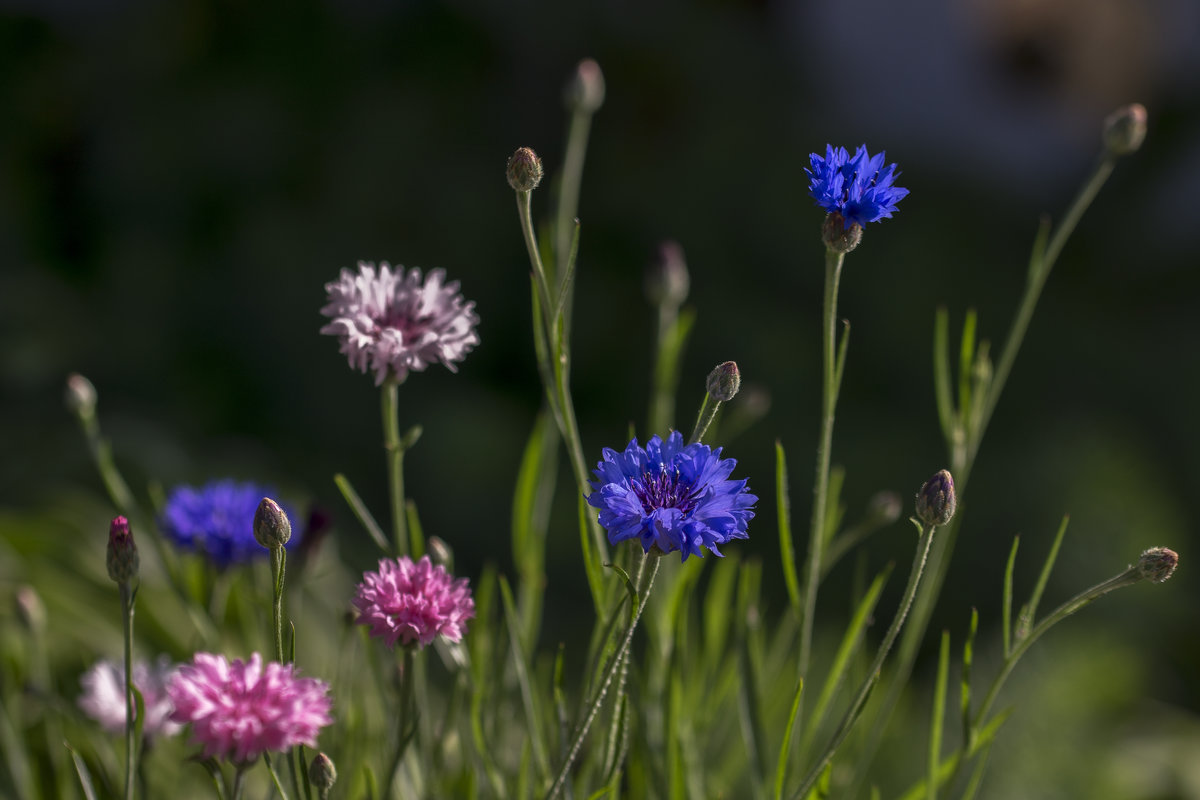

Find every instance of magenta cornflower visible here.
[78,656,182,742]
[320,262,480,386]
[353,555,475,649]
[168,653,332,763]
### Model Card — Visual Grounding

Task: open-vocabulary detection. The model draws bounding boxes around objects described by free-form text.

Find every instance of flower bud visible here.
[65,373,97,417]
[706,361,741,402]
[253,497,292,550]
[309,752,338,798]
[915,469,956,527]
[1102,103,1147,156]
[867,491,903,526]
[427,535,453,568]
[1137,546,1178,583]
[14,585,46,633]
[506,147,543,192]
[106,516,139,585]
[565,58,605,115]
[821,212,863,253]
[645,240,690,308]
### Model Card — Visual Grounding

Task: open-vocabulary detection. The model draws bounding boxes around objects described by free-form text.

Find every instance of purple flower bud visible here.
[1137,546,1178,583]
[706,361,741,402]
[253,497,292,550]
[915,469,956,527]
[506,146,544,192]
[106,515,139,585]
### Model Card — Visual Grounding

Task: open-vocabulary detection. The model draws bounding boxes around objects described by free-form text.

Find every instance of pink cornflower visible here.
[168,653,332,763]
[353,555,475,648]
[78,655,182,742]
[320,262,480,386]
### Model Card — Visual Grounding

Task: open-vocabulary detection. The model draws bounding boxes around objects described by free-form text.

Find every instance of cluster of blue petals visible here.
[806,144,909,228]
[159,479,298,567]
[587,431,756,561]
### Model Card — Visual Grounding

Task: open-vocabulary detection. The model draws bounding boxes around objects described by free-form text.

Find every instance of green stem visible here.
[381,378,408,557]
[689,394,722,445]
[545,554,662,800]
[791,521,937,800]
[121,582,136,800]
[78,410,136,514]
[271,547,286,662]
[383,648,417,799]
[799,248,846,680]
[263,754,290,800]
[556,108,594,280]
[230,765,247,800]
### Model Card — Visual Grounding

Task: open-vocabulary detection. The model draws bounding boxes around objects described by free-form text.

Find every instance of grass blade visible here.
[776,441,802,617]
[64,742,99,800]
[1017,515,1069,642]
[933,308,955,445]
[499,576,551,782]
[927,631,951,800]
[773,677,805,800]
[1002,536,1019,658]
[333,473,389,553]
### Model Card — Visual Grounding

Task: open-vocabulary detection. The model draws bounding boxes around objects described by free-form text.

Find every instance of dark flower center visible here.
[376,309,434,340]
[634,466,699,516]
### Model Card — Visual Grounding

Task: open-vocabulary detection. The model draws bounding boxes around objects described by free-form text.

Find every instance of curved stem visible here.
[791,521,937,800]
[799,249,846,680]
[381,379,408,556]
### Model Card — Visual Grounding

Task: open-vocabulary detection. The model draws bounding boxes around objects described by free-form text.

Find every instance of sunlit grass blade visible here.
[1017,515,1069,642]
[500,576,551,783]
[1002,536,1019,658]
[776,441,802,617]
[333,473,389,553]
[927,630,951,800]
[896,708,1012,800]
[773,677,805,800]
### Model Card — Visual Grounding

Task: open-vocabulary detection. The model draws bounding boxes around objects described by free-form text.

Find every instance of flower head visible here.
[587,431,757,561]
[1137,546,1178,583]
[806,144,909,228]
[78,656,182,742]
[320,262,480,386]
[159,480,299,567]
[168,652,332,764]
[353,556,475,649]
[915,469,956,527]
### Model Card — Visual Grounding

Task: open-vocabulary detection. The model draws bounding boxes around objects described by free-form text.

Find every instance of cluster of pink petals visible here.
[78,655,182,741]
[320,262,480,386]
[353,555,475,648]
[168,652,332,764]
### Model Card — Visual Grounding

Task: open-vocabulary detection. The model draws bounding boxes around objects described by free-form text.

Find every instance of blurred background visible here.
[2,0,1199,796]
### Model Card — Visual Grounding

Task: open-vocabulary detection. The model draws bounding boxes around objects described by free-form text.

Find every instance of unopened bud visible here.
[1103,103,1147,156]
[1137,546,1178,583]
[867,491,903,525]
[65,373,97,417]
[506,147,543,192]
[821,212,863,253]
[253,497,292,550]
[645,241,690,308]
[565,58,605,115]
[706,361,741,402]
[915,469,956,527]
[427,536,453,568]
[15,585,46,633]
[106,516,139,584]
[308,752,338,798]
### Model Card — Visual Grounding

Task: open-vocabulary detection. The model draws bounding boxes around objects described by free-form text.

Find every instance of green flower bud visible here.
[706,361,741,402]
[1103,103,1147,156]
[106,516,139,585]
[1137,546,1178,583]
[506,147,543,192]
[915,469,956,527]
[308,752,338,798]
[821,212,863,254]
[253,497,292,550]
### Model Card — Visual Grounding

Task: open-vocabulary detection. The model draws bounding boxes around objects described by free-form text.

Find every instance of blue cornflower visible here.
[587,431,757,561]
[159,480,299,567]
[806,144,909,228]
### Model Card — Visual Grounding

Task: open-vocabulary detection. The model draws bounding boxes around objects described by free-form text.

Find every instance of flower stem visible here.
[544,553,662,800]
[268,545,302,799]
[120,582,136,800]
[791,521,937,800]
[381,377,408,557]
[263,754,290,800]
[688,394,722,445]
[799,248,846,682]
[383,648,417,799]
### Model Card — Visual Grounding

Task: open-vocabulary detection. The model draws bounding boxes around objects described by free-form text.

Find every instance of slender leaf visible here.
[64,741,99,800]
[933,308,955,445]
[776,441,802,617]
[928,631,951,800]
[333,473,389,553]
[956,310,977,429]
[773,677,805,800]
[1017,516,1069,642]
[960,608,979,748]
[500,576,551,782]
[896,708,1013,800]
[406,499,425,558]
[1002,536,1019,658]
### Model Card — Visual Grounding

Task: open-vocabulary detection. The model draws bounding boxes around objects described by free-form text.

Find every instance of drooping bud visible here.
[821,212,863,253]
[65,373,97,417]
[253,497,292,550]
[106,516,139,585]
[506,147,543,192]
[1102,103,1147,157]
[1137,546,1178,583]
[915,469,956,527]
[308,752,338,799]
[705,361,741,402]
[565,58,605,115]
[645,240,690,308]
[14,585,46,634]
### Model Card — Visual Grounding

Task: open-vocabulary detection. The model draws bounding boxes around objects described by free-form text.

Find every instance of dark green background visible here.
[3,1,1198,795]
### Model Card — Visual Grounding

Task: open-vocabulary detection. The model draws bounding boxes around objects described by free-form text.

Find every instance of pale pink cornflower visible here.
[78,655,182,741]
[168,652,332,763]
[353,555,475,648]
[320,262,480,386]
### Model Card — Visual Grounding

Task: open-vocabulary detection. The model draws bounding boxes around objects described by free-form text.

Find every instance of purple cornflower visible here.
[168,652,332,764]
[159,480,298,567]
[320,262,480,386]
[353,555,475,649]
[806,144,909,228]
[587,431,757,561]
[78,656,182,742]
